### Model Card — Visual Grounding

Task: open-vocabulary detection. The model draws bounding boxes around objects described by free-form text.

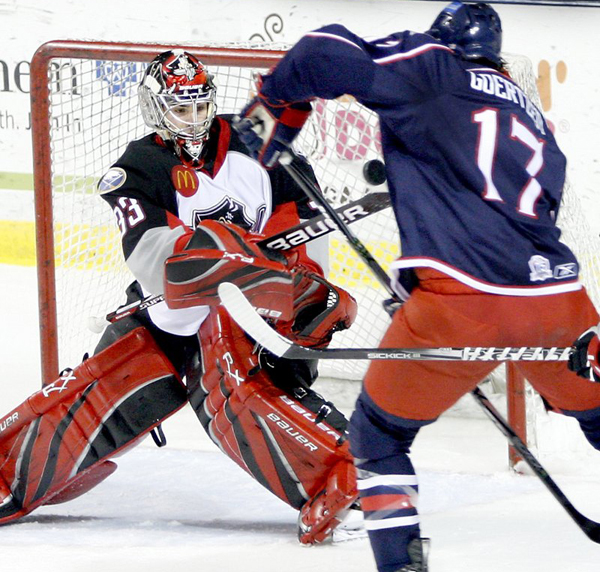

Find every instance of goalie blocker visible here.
[164,219,297,320]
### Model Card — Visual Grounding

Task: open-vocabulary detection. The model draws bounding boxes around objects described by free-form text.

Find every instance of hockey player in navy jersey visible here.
[0,50,363,544]
[236,2,600,569]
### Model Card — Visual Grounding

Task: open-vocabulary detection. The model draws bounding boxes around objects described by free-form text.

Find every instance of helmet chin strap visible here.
[158,127,212,167]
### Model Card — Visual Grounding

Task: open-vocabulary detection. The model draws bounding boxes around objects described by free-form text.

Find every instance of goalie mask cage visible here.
[30,40,600,468]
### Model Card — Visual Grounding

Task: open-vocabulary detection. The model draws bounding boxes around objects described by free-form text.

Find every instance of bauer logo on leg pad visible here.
[279,395,343,442]
[0,412,19,434]
[265,412,319,451]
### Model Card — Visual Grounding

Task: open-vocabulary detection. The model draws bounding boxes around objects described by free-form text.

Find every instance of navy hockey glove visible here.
[235,83,312,168]
[568,326,600,382]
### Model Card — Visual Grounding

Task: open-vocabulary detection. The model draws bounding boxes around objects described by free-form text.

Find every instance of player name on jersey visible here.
[468,69,546,135]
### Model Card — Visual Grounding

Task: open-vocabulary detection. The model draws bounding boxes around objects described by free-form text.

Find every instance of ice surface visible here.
[1,265,599,571]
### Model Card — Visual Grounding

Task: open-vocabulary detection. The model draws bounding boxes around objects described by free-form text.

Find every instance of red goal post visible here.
[29,40,600,468]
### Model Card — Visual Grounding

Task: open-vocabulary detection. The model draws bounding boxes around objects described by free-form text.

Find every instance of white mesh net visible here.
[493,53,600,458]
[38,44,600,458]
[41,42,397,377]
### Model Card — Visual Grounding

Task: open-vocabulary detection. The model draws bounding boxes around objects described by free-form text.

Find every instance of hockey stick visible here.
[218,284,600,543]
[90,191,391,329]
[218,282,571,362]
[282,157,398,300]
[259,190,390,252]
[472,386,600,543]
[221,155,600,542]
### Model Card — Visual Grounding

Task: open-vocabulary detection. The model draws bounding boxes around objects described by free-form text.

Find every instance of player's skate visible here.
[397,538,430,572]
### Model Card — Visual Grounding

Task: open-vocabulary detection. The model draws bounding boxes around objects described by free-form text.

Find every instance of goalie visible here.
[0,50,361,544]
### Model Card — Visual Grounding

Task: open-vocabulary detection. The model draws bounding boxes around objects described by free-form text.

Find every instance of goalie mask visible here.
[139,50,217,164]
[427,2,503,68]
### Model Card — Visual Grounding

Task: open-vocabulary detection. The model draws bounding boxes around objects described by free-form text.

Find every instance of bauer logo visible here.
[265,413,318,451]
[0,412,18,434]
[98,168,127,193]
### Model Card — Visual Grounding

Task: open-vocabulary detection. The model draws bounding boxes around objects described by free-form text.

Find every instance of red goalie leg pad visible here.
[189,307,357,543]
[209,380,354,508]
[43,460,118,505]
[0,328,186,524]
[297,458,358,544]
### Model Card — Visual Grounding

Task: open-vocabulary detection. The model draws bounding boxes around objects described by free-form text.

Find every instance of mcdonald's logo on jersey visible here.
[171,165,199,197]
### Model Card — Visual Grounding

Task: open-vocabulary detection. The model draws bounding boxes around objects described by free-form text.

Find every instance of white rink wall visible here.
[0,0,599,234]
[0,0,599,231]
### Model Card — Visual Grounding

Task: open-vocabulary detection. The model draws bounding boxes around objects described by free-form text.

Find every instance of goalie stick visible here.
[217,282,572,362]
[218,282,600,544]
[88,191,391,330]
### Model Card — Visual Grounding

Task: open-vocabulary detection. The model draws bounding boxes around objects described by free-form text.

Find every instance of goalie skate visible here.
[331,505,367,543]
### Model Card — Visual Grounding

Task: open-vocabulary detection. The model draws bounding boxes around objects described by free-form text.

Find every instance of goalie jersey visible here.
[259,24,580,297]
[98,114,318,335]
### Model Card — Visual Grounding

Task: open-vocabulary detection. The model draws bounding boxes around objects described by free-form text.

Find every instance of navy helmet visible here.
[427,2,503,68]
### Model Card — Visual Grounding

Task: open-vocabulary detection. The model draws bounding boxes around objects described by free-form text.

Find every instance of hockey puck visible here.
[363,159,386,185]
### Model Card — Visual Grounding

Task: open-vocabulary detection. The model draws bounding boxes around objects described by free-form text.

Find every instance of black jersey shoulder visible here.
[101,134,180,214]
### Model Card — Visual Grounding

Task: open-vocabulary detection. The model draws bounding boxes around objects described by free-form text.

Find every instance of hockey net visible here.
[30,41,600,464]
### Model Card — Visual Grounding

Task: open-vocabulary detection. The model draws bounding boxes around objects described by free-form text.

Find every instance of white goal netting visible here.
[33,42,600,460]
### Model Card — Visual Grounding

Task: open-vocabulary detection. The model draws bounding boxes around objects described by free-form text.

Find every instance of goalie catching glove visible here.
[235,75,312,168]
[258,269,358,392]
[569,325,600,383]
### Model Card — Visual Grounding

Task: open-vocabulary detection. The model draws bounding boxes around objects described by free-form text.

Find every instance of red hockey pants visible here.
[365,270,600,420]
